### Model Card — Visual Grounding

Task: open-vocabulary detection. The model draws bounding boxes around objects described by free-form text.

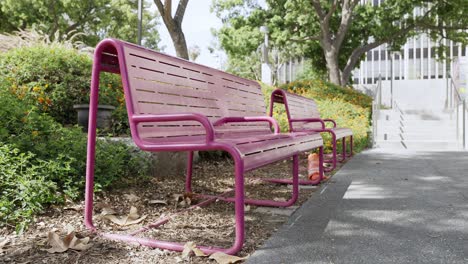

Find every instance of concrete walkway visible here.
[247,149,468,264]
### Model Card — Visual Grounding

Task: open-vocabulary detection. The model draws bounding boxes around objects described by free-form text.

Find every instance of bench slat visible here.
[122,45,270,138]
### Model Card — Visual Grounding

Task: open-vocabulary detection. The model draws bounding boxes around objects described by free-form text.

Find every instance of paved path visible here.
[247,149,468,264]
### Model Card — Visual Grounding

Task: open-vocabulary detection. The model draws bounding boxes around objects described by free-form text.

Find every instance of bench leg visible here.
[323,131,337,172]
[339,137,346,162]
[208,155,300,207]
[85,146,246,255]
[347,136,353,158]
[185,151,194,193]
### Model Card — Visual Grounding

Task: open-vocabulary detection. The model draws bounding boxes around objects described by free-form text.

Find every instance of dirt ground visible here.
[0,154,342,264]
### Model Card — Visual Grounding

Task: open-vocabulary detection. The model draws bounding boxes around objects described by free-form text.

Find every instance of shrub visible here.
[0,144,72,233]
[0,44,129,134]
[262,79,372,153]
[0,90,151,231]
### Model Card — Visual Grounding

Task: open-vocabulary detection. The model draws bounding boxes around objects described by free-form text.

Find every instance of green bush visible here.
[0,144,71,233]
[0,44,129,134]
[0,90,151,231]
[262,79,372,153]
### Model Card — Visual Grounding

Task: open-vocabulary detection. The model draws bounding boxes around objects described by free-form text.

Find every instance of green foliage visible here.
[0,44,128,132]
[0,90,151,231]
[0,0,161,49]
[262,80,372,153]
[0,144,71,233]
[213,0,468,84]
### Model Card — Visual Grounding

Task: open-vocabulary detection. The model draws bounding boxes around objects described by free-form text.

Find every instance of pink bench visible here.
[84,39,324,255]
[270,89,353,174]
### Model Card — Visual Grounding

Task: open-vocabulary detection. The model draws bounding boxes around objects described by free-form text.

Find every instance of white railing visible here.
[448,75,466,150]
[372,75,383,146]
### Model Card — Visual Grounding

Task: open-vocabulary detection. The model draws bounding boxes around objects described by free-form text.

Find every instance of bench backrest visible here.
[96,39,270,141]
[271,89,322,131]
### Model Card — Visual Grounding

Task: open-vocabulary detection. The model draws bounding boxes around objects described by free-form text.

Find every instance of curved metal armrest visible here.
[291,118,325,130]
[132,113,215,142]
[213,116,280,134]
[323,119,337,128]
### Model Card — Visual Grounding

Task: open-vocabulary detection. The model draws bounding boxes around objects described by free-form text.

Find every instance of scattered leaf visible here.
[0,238,10,253]
[46,232,70,253]
[182,242,207,258]
[148,200,168,205]
[63,205,82,211]
[103,206,147,226]
[244,205,251,212]
[46,231,92,253]
[273,197,287,202]
[179,197,192,207]
[100,206,117,216]
[124,193,140,202]
[172,194,183,202]
[64,224,75,234]
[209,252,248,264]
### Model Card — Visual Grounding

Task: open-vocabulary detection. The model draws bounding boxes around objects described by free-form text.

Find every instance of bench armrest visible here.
[213,116,280,134]
[290,118,325,130]
[132,113,215,142]
[323,119,337,128]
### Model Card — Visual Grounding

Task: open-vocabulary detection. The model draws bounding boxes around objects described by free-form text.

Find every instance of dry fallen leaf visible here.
[172,194,183,202]
[244,205,251,212]
[100,206,117,216]
[46,230,92,253]
[124,193,140,202]
[148,200,168,205]
[179,197,192,207]
[209,252,248,264]
[63,205,82,212]
[182,242,207,259]
[273,197,287,202]
[0,238,10,253]
[103,206,147,226]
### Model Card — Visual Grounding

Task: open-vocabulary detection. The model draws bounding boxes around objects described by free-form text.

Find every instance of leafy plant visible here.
[263,79,372,153]
[0,144,71,233]
[0,44,129,134]
[0,90,150,231]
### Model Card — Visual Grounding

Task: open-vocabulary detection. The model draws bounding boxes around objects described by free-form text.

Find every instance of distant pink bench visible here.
[84,39,324,255]
[270,89,353,174]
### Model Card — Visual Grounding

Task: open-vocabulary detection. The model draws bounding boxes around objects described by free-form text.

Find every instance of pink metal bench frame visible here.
[84,39,324,255]
[269,89,353,175]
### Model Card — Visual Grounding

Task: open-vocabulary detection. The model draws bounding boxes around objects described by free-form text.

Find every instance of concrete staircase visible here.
[374,107,462,151]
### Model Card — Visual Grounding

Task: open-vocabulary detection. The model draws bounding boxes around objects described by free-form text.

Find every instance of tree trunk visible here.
[324,49,342,86]
[167,24,189,60]
[154,0,190,60]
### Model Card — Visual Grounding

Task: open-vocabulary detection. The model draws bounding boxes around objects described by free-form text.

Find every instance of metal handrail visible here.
[372,75,383,146]
[448,74,466,150]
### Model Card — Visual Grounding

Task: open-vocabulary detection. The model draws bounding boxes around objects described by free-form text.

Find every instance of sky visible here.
[151,1,226,69]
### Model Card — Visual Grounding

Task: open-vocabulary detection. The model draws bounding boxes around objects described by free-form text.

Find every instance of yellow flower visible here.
[33,86,41,92]
[32,131,39,137]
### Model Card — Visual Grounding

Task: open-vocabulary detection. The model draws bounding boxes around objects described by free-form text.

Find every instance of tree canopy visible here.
[213,0,468,85]
[0,0,161,49]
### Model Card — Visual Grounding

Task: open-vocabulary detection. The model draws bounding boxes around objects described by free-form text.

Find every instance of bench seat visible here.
[142,131,323,171]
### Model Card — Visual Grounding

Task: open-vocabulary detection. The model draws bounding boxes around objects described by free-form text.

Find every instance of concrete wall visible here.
[379,79,448,110]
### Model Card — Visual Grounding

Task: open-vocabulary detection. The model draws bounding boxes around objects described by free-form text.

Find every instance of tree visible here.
[213,0,468,85]
[153,0,190,59]
[0,0,161,49]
